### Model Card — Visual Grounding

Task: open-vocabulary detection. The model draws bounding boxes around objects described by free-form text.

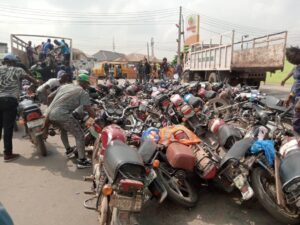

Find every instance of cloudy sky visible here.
[0,0,299,59]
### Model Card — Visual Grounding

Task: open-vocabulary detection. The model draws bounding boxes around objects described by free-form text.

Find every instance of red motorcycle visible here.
[89,125,166,225]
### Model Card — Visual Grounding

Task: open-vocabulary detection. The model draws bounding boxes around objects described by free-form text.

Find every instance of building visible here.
[0,42,8,54]
[0,42,8,60]
[93,50,125,62]
[114,53,161,64]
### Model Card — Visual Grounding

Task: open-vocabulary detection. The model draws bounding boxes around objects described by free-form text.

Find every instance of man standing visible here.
[144,58,151,83]
[0,53,37,161]
[104,63,109,79]
[161,57,169,81]
[44,74,95,168]
[175,63,183,80]
[42,39,54,59]
[26,41,34,67]
[137,60,144,84]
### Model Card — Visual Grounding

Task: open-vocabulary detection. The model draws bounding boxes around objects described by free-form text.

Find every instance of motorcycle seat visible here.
[220,138,254,167]
[138,140,157,164]
[205,91,217,100]
[19,101,40,112]
[104,140,145,182]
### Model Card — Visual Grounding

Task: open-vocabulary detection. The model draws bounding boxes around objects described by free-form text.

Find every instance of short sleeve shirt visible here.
[60,41,70,54]
[48,84,90,121]
[37,78,60,92]
[0,65,27,99]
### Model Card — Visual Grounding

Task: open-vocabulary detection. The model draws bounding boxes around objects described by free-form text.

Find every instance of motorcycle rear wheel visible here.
[36,134,47,156]
[98,196,108,225]
[251,167,300,224]
[157,166,198,208]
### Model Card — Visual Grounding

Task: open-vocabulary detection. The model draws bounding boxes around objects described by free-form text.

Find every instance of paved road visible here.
[0,84,289,225]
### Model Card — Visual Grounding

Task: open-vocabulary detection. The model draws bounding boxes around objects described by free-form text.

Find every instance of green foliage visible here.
[266,60,294,84]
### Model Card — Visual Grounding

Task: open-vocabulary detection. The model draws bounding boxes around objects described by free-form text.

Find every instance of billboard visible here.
[184,15,200,46]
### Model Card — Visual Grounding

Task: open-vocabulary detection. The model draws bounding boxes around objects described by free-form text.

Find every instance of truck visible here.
[183,31,288,87]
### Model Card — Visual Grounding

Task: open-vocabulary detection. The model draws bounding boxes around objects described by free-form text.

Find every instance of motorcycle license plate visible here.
[27,118,45,129]
[145,169,157,187]
[110,194,143,212]
[233,174,246,189]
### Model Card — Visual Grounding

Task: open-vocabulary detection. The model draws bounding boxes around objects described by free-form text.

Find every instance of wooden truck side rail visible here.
[232,31,287,72]
[188,31,287,73]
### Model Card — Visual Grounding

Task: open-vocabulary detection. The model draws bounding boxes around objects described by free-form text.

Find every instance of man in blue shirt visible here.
[54,39,70,65]
[42,39,54,59]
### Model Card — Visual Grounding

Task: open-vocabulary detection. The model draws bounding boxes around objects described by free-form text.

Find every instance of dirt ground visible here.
[0,85,288,225]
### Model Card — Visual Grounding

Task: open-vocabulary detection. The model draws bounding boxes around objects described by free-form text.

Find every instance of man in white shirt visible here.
[36,70,69,104]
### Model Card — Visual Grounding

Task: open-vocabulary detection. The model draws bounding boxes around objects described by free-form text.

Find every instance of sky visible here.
[0,0,299,60]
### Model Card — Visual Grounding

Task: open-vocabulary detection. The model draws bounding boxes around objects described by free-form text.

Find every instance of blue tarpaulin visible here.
[250,140,275,166]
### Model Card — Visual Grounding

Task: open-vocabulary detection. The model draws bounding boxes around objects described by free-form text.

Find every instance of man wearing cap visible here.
[36,70,69,105]
[0,53,37,162]
[43,74,95,168]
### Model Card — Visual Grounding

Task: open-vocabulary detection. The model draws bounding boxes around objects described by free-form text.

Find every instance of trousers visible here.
[53,116,85,159]
[0,97,18,155]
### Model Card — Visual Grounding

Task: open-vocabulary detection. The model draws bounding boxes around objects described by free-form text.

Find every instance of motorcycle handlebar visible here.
[92,99,138,120]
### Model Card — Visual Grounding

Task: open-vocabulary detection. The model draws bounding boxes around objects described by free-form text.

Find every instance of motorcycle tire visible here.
[98,196,108,225]
[157,167,198,208]
[206,97,230,117]
[251,167,300,224]
[36,134,47,157]
[92,137,101,167]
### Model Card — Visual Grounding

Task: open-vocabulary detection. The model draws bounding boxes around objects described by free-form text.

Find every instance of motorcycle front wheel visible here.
[157,166,198,208]
[251,167,300,224]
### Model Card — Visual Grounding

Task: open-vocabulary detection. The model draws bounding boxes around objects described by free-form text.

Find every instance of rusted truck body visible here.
[183,31,288,86]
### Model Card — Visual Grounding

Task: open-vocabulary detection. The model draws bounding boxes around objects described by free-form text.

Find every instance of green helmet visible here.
[77,73,90,83]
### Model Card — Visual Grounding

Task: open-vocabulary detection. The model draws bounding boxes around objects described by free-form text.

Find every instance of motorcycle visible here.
[90,125,167,225]
[18,98,47,156]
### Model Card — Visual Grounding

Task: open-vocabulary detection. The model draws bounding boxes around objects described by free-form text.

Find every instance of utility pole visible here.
[113,37,115,52]
[151,37,154,58]
[177,6,182,65]
[147,42,150,61]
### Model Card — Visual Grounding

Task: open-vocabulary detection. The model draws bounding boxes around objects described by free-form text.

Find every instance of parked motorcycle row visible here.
[58,78,297,225]
[15,77,300,224]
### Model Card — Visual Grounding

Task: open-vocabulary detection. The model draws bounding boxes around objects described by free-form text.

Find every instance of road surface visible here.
[0,84,288,225]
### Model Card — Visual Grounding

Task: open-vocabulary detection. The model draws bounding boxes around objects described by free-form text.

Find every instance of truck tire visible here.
[208,73,217,83]
[183,71,190,83]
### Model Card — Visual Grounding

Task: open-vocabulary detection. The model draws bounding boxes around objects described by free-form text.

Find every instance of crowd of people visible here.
[135,57,183,83]
[26,38,71,67]
[0,52,93,168]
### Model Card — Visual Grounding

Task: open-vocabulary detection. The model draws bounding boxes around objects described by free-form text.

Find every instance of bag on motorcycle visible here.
[166,142,195,171]
[159,125,201,146]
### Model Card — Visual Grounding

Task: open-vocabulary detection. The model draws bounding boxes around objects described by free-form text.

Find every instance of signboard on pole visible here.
[184,15,200,46]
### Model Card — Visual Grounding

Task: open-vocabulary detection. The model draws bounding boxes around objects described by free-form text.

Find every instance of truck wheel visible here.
[194,73,202,81]
[208,73,217,83]
[183,71,190,83]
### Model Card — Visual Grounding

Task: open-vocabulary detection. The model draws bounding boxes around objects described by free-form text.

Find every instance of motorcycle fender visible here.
[280,150,300,192]
[218,125,243,147]
[148,179,168,203]
[220,138,254,167]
